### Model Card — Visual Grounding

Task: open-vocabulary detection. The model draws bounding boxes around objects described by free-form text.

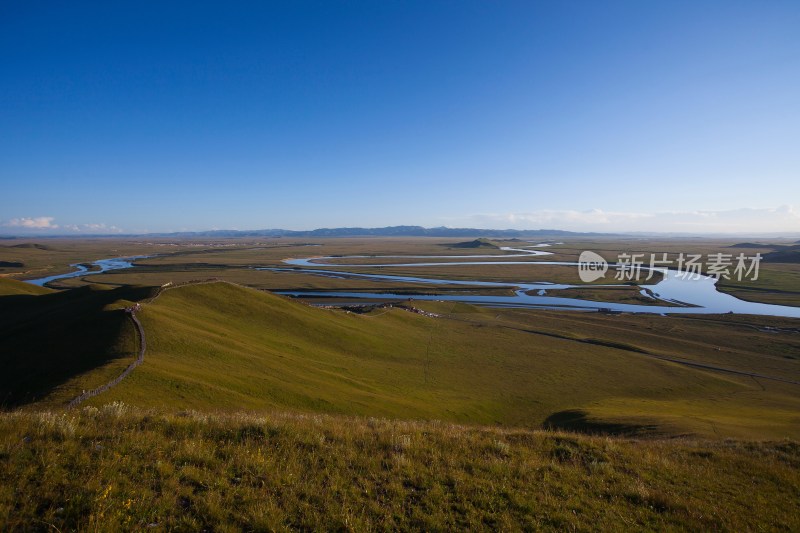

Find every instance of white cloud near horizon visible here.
[2,217,122,234]
[450,206,800,235]
[4,216,59,229]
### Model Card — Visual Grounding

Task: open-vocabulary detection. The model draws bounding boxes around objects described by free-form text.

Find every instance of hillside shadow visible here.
[544,409,661,437]
[0,285,157,408]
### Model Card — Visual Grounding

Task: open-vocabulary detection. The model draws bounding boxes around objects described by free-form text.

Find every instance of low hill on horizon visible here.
[728,242,800,263]
[449,238,501,249]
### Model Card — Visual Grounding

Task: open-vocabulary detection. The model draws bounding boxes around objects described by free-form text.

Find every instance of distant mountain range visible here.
[3,225,797,239]
[146,226,605,238]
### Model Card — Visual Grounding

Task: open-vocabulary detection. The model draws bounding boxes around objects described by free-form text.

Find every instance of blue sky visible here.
[1,1,799,234]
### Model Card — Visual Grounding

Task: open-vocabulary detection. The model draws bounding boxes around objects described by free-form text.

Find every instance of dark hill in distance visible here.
[3,243,55,250]
[763,246,800,263]
[728,242,775,248]
[450,238,500,249]
[729,242,800,263]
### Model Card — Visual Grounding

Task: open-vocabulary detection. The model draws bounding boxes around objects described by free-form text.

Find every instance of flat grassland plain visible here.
[1,236,799,530]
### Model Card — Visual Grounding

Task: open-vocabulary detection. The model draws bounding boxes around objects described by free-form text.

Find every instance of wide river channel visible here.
[267,245,800,318]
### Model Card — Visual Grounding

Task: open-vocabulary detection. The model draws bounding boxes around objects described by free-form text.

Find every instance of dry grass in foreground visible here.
[1,404,798,531]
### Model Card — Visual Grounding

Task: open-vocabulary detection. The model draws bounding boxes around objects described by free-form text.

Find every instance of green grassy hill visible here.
[0,277,54,296]
[2,279,799,438]
[1,405,797,531]
[46,281,794,439]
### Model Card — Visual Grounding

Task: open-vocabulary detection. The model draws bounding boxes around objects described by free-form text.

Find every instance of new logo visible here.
[578,251,608,282]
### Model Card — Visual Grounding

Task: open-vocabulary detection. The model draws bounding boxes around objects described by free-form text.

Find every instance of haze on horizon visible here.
[1,2,799,236]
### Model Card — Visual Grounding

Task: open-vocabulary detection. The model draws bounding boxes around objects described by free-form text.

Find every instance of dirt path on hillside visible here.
[67,308,145,408]
[65,279,226,408]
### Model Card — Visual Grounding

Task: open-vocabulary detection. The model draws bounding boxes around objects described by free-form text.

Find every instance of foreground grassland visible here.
[1,405,798,531]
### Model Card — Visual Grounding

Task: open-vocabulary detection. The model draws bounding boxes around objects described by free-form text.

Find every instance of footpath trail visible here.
[67,305,145,409]
[65,279,222,408]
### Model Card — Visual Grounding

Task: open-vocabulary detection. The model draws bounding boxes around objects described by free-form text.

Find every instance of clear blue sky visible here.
[2,1,799,234]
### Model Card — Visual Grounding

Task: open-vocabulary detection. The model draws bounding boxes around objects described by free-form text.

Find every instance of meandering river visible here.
[26,256,152,287]
[266,246,800,318]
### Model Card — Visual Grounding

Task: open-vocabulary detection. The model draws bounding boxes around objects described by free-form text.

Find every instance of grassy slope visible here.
[1,406,798,531]
[0,278,54,296]
[0,279,155,408]
[83,282,800,439]
[425,303,800,438]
